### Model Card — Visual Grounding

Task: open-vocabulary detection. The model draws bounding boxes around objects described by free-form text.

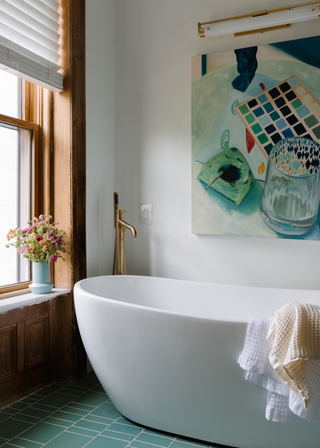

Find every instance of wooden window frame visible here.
[0,0,87,380]
[0,101,42,298]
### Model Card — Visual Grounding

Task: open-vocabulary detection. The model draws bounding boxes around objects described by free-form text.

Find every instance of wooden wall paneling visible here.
[24,314,49,370]
[50,298,58,382]
[52,0,87,380]
[17,321,25,374]
[0,363,50,410]
[0,302,50,327]
[0,324,17,381]
[58,293,73,378]
[70,0,86,288]
[0,300,60,410]
[69,0,87,381]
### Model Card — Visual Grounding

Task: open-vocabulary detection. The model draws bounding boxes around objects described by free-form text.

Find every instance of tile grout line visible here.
[2,376,105,447]
[37,379,111,447]
[1,376,215,448]
[38,379,121,447]
[68,412,132,447]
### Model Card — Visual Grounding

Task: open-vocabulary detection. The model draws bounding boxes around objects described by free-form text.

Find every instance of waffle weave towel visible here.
[238,306,320,423]
[267,302,320,409]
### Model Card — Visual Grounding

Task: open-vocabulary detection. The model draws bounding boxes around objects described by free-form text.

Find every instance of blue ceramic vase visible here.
[29,262,53,294]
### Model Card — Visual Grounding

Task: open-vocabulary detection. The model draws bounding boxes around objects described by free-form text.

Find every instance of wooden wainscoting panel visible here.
[0,324,17,382]
[25,314,49,370]
[0,364,50,410]
[0,299,59,409]
[49,297,58,382]
[0,302,50,327]
[17,321,25,374]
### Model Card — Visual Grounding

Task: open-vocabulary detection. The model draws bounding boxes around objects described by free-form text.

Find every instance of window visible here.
[0,72,41,295]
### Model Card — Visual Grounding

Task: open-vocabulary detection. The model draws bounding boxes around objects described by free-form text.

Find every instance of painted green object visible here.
[197,147,255,206]
[220,130,230,150]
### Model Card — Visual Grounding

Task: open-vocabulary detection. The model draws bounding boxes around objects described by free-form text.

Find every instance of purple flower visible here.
[55,237,62,248]
[49,254,58,262]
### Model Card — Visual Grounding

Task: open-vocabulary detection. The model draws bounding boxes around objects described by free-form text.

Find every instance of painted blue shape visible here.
[201,55,207,76]
[259,115,271,126]
[271,37,320,71]
[253,107,264,117]
[258,94,268,104]
[276,118,287,130]
[264,102,274,114]
[232,47,258,93]
[296,105,310,119]
[282,128,294,138]
[288,77,299,88]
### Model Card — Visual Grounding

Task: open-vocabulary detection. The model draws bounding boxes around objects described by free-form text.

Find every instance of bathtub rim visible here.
[74,274,320,324]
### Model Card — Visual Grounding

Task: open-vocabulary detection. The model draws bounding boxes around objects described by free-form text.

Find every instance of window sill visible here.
[0,288,70,314]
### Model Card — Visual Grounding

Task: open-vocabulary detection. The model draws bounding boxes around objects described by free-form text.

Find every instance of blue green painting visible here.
[192,35,320,239]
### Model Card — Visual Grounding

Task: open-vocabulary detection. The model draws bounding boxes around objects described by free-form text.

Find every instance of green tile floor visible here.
[0,372,214,448]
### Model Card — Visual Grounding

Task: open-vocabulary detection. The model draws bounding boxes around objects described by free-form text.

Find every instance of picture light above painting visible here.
[198,1,320,38]
[192,35,320,240]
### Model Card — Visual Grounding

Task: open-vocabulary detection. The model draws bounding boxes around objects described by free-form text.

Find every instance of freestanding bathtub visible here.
[74,275,320,448]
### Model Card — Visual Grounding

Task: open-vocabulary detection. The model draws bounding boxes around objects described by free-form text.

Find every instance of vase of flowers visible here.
[6,214,70,294]
[30,261,53,294]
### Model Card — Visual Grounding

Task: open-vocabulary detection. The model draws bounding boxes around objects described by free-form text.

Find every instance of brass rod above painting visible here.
[198,1,320,38]
[234,24,290,37]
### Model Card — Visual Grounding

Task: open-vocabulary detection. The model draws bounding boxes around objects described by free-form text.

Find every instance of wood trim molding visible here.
[0,113,40,131]
[53,0,87,290]
[51,0,87,380]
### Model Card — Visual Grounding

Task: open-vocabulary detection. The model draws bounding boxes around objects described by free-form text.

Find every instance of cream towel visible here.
[267,302,320,409]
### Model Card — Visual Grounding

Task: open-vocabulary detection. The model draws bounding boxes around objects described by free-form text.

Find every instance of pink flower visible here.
[22,228,29,233]
[37,236,43,241]
[49,254,58,262]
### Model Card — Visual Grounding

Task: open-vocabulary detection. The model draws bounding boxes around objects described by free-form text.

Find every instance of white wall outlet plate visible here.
[140,204,153,225]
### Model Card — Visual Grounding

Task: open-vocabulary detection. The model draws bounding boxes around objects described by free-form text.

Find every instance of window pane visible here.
[0,71,19,118]
[0,126,32,287]
[0,127,18,286]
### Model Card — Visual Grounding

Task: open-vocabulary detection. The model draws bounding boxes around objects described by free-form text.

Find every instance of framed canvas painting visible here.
[192,35,320,239]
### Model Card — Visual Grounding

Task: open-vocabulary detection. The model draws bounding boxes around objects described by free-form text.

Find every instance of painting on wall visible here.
[192,35,320,240]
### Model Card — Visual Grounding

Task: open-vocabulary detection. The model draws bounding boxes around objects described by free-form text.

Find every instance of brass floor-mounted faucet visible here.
[113,192,137,275]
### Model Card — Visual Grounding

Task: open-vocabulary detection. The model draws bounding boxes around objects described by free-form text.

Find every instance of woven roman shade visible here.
[0,0,63,92]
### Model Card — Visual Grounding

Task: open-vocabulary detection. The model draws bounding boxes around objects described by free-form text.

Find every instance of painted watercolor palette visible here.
[236,76,320,158]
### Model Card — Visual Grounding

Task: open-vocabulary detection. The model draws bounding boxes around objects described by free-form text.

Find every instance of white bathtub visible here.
[74,275,320,448]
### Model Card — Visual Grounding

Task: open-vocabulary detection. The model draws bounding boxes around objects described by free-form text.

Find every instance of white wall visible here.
[87,0,320,290]
[86,0,116,278]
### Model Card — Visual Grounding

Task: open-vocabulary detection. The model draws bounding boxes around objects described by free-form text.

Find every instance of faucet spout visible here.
[118,218,137,237]
[113,192,138,275]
